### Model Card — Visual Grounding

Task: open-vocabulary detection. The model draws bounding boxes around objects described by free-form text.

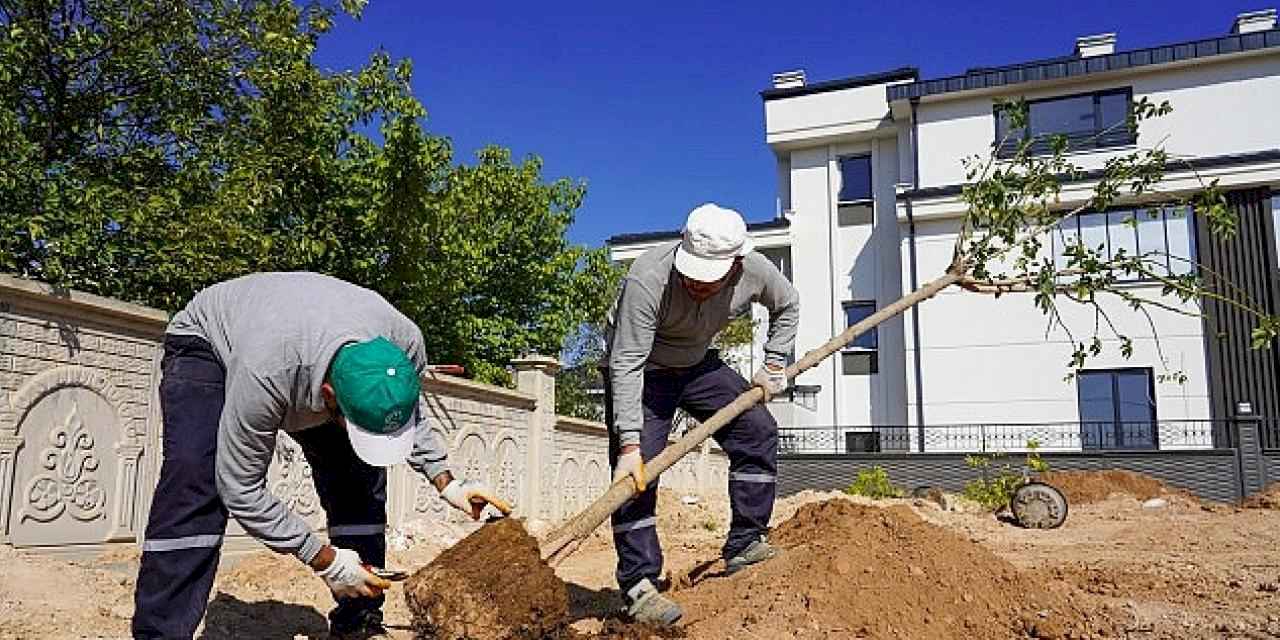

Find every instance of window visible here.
[841,301,877,374]
[996,88,1134,157]
[1052,207,1195,279]
[1077,368,1157,449]
[837,155,873,226]
[1272,195,1280,269]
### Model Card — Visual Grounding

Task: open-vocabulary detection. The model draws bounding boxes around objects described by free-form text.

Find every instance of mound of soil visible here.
[1038,470,1171,505]
[670,499,1117,639]
[1243,482,1280,509]
[406,518,571,640]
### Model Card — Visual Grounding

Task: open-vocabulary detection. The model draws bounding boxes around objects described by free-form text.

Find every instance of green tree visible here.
[0,0,614,384]
[556,321,609,421]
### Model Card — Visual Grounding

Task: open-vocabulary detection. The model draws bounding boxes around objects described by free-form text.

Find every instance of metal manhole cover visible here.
[1010,481,1069,529]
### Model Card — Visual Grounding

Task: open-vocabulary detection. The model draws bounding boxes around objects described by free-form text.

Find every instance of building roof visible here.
[760,67,918,101]
[887,27,1280,102]
[606,217,791,246]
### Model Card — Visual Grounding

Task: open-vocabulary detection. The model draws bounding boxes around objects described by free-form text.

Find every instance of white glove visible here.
[440,479,513,520]
[753,364,788,401]
[315,546,389,599]
[613,447,646,492]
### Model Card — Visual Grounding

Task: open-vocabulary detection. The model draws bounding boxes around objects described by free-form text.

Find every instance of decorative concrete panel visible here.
[266,433,326,532]
[8,387,118,546]
[1,277,166,551]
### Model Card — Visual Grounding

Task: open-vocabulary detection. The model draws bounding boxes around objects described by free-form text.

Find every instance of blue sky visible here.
[312,1,1267,247]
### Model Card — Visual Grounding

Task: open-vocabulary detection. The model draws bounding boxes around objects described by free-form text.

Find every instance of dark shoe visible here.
[625,578,683,626]
[725,536,778,575]
[329,609,390,640]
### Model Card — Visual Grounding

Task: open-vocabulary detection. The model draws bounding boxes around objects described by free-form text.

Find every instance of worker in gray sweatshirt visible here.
[131,272,509,640]
[604,203,800,626]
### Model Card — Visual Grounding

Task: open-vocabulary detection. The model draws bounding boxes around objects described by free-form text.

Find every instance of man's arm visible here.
[756,259,801,367]
[606,279,660,447]
[398,323,453,484]
[406,397,452,481]
[214,370,326,564]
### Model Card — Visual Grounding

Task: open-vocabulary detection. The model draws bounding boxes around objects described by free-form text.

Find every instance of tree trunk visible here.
[538,270,963,564]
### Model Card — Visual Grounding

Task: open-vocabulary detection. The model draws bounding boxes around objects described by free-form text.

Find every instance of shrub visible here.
[845,466,905,500]
[961,441,1050,510]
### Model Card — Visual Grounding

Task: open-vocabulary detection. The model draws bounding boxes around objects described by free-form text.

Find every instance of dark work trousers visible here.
[133,335,388,639]
[605,352,779,595]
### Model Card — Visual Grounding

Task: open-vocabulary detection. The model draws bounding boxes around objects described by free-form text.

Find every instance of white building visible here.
[608,10,1280,454]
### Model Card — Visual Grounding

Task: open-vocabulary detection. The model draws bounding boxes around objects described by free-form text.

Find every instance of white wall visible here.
[785,146,839,426]
[914,53,1280,188]
[765,80,909,147]
[902,219,1212,443]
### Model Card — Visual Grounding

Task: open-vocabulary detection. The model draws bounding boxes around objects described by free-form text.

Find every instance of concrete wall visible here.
[0,275,166,551]
[902,219,1212,433]
[780,132,911,429]
[914,53,1280,189]
[0,276,728,555]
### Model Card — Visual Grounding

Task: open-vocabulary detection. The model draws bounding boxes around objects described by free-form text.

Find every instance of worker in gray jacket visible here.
[604,203,800,626]
[132,272,509,640]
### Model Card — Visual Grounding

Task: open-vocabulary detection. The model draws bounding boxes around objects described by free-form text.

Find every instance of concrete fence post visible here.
[1235,418,1267,500]
[512,355,560,519]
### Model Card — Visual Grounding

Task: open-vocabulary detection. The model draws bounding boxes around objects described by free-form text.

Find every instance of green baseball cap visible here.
[330,337,420,466]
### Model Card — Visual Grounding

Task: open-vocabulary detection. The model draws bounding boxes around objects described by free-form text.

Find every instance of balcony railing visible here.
[777,420,1220,455]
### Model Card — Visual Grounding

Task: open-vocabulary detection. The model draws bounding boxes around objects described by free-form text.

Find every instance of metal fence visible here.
[777,420,1219,454]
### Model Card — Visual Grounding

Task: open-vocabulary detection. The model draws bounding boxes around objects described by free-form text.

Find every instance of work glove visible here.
[315,546,390,599]
[614,447,646,492]
[441,479,513,520]
[752,363,788,401]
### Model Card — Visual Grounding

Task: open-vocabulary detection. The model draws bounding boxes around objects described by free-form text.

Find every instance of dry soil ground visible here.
[3,472,1280,639]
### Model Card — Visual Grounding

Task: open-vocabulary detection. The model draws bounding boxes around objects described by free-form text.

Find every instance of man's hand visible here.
[753,363,788,401]
[440,479,513,520]
[613,445,646,492]
[313,546,390,599]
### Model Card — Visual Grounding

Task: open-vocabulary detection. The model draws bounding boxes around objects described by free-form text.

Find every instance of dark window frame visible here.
[841,300,879,375]
[1051,205,1197,283]
[994,87,1136,158]
[836,154,873,204]
[1076,367,1159,450]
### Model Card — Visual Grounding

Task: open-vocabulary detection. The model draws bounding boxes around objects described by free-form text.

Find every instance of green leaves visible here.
[0,0,616,384]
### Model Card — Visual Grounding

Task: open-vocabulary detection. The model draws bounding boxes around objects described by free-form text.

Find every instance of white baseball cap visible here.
[674,203,754,282]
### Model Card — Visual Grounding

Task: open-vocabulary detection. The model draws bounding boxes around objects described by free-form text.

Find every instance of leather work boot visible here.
[725,536,779,576]
[625,578,684,626]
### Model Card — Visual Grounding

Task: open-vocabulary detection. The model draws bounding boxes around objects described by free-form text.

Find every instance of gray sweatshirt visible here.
[605,241,800,445]
[167,272,451,563]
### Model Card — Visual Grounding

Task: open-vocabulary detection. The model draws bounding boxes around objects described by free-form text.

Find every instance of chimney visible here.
[1074,33,1117,57]
[772,70,806,90]
[1232,9,1277,34]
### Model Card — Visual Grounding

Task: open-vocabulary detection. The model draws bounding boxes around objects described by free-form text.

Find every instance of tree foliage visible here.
[0,0,615,384]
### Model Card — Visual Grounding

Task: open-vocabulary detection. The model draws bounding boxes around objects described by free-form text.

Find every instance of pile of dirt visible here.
[405,518,571,640]
[669,499,1118,639]
[1038,470,1172,505]
[1243,482,1280,509]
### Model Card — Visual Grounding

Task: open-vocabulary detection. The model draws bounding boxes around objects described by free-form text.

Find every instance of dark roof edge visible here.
[897,149,1280,201]
[888,28,1280,102]
[761,67,919,101]
[607,218,791,246]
